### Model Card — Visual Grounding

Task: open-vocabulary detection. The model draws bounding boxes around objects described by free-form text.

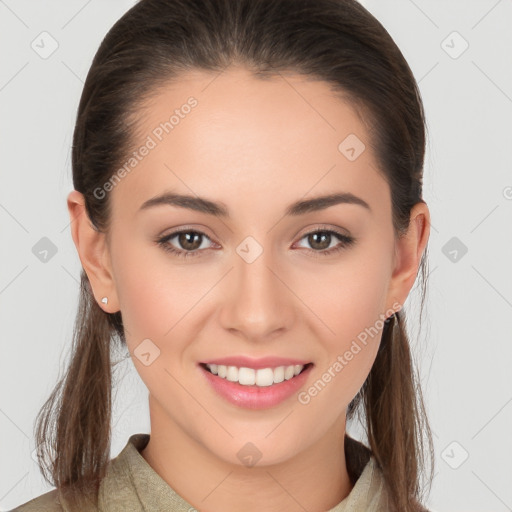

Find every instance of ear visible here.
[385,201,430,315]
[67,190,120,312]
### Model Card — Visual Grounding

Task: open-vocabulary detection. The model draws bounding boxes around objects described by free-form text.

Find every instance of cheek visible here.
[110,243,195,397]
[307,254,391,338]
[111,230,203,326]
[110,235,185,345]
[303,251,390,393]
[299,271,386,413]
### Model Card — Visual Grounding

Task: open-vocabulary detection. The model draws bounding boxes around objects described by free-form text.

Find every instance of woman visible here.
[13,0,434,510]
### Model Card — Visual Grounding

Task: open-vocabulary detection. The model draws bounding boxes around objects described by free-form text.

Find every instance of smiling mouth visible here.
[200,362,313,387]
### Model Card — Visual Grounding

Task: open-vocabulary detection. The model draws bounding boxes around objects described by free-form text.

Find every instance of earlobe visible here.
[386,201,431,311]
[67,190,119,312]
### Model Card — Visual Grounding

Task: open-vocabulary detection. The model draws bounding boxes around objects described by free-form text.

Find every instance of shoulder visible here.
[10,434,148,512]
[10,488,64,512]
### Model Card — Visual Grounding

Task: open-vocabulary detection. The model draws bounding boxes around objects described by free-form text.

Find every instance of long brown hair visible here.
[34,0,435,510]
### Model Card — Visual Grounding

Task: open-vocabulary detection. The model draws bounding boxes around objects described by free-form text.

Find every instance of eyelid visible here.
[159,223,351,246]
[293,223,351,240]
[159,224,217,241]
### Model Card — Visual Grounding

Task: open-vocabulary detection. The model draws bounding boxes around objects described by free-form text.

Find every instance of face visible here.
[93,67,409,467]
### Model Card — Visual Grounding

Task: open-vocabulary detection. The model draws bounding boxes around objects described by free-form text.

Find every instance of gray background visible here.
[1,0,511,510]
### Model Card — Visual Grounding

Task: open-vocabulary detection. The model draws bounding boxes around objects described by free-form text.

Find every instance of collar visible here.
[97,433,390,511]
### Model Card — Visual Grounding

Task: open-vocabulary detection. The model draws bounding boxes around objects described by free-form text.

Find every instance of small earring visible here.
[101,297,108,305]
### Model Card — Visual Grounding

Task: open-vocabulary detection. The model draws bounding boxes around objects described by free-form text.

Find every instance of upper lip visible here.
[200,356,312,369]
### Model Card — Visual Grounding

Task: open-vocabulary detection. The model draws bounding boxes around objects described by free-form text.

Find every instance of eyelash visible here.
[156,227,355,259]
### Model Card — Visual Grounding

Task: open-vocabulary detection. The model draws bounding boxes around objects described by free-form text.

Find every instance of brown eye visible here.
[157,230,213,258]
[295,229,355,257]
[176,232,203,251]
[307,231,332,250]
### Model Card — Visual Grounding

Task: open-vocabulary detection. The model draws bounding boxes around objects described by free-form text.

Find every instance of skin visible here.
[68,66,430,512]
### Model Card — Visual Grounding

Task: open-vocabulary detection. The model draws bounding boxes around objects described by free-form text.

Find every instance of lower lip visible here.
[199,363,313,410]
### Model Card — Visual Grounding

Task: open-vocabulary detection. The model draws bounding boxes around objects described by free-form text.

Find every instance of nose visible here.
[218,242,296,342]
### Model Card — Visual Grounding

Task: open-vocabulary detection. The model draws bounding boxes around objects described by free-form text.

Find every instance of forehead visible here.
[135,66,370,154]
[111,66,388,219]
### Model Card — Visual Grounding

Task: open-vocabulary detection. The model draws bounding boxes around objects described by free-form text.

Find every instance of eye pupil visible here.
[179,232,202,250]
[309,232,331,250]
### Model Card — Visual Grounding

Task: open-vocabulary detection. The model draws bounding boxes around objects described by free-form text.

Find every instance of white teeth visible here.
[273,366,284,383]
[239,366,256,385]
[205,364,306,386]
[226,366,238,382]
[256,368,274,387]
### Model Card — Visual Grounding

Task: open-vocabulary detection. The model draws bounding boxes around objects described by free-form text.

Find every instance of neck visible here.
[141,394,353,512]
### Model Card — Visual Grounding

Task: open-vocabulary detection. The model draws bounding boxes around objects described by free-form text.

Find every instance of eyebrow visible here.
[139,191,371,217]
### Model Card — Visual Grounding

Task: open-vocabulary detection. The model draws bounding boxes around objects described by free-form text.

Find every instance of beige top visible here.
[12,433,392,511]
